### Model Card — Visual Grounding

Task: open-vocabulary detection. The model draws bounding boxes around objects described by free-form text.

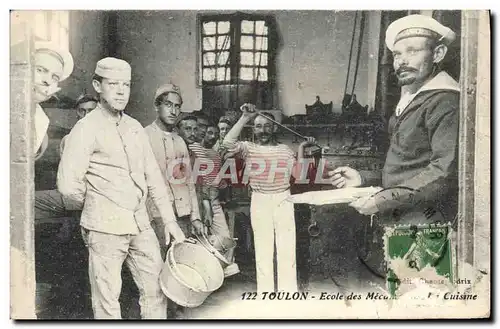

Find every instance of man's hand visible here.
[328,166,363,188]
[299,136,317,148]
[349,195,379,215]
[191,219,205,236]
[166,221,186,243]
[240,103,259,119]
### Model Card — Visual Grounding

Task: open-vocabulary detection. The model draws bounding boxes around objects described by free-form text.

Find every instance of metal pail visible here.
[159,242,224,308]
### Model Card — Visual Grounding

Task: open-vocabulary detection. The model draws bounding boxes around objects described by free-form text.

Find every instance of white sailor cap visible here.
[35,41,74,81]
[95,57,132,81]
[385,14,457,51]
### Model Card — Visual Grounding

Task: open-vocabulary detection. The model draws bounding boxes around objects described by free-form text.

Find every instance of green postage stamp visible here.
[384,222,457,298]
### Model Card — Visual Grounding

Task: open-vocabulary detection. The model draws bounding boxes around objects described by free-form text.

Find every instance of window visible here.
[34,11,69,50]
[201,20,231,82]
[199,13,274,85]
[239,20,269,81]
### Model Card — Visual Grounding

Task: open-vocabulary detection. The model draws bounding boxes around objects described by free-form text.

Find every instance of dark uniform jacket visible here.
[361,71,460,223]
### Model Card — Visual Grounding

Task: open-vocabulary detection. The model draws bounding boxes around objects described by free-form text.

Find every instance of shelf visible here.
[243,123,375,129]
[282,123,375,128]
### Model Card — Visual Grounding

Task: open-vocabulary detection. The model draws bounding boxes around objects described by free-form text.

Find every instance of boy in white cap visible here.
[329,14,460,224]
[35,94,97,220]
[33,41,74,160]
[57,57,186,319]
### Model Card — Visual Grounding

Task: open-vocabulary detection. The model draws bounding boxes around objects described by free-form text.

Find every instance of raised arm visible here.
[222,103,258,148]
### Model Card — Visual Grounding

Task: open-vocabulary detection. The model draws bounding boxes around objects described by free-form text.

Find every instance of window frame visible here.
[196,12,276,87]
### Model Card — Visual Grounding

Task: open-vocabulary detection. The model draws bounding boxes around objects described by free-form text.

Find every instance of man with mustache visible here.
[329,14,459,224]
[57,58,187,319]
[222,105,315,293]
[144,84,204,245]
[33,42,74,160]
[33,43,76,236]
[188,118,240,277]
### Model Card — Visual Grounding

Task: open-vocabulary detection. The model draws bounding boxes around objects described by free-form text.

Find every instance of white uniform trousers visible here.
[82,228,167,319]
[250,189,297,293]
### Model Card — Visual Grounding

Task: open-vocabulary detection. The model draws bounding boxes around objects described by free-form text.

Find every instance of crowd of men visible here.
[29,13,460,319]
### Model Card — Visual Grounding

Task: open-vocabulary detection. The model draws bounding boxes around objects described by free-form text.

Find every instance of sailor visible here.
[329,14,460,224]
[33,42,74,160]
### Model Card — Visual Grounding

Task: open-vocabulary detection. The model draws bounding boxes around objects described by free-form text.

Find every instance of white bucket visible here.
[159,242,224,308]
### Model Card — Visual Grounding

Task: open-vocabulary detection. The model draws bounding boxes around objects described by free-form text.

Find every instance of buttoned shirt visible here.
[144,119,200,221]
[57,104,177,235]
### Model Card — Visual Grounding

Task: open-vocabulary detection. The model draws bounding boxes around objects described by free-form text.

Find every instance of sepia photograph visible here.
[9,7,491,320]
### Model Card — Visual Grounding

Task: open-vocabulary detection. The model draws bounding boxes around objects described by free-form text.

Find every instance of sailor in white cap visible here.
[57,57,187,319]
[33,42,74,160]
[32,43,76,247]
[329,14,460,224]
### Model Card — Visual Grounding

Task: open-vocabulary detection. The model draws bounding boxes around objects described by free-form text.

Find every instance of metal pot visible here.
[159,242,224,308]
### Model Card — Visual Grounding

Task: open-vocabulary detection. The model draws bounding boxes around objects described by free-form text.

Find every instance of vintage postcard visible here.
[9,9,490,320]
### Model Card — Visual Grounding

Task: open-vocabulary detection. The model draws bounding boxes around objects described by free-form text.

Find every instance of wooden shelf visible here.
[283,123,374,128]
[243,123,375,129]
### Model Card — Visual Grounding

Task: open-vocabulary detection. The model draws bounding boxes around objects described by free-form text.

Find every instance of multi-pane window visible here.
[201,21,231,82]
[239,20,268,81]
[199,14,272,84]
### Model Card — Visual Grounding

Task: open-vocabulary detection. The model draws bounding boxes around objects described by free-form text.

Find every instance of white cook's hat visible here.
[385,14,456,51]
[35,41,74,81]
[94,57,132,80]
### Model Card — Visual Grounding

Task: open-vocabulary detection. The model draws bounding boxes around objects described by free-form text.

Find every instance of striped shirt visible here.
[223,140,297,194]
[189,142,222,187]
